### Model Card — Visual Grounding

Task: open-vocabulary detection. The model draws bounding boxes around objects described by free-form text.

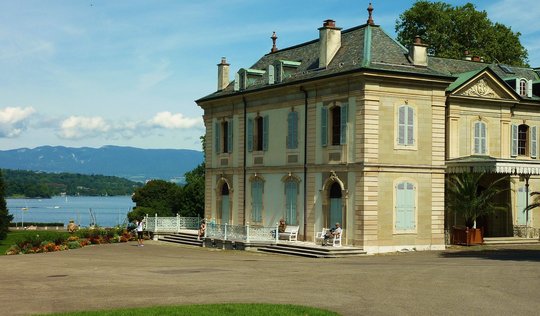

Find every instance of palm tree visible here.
[523,191,540,217]
[446,172,509,228]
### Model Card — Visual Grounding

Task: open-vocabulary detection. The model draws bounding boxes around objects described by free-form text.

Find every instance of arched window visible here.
[519,79,527,96]
[473,121,487,155]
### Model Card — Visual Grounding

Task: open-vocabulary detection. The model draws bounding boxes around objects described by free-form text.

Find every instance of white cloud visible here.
[0,106,36,137]
[148,111,203,129]
[58,116,111,139]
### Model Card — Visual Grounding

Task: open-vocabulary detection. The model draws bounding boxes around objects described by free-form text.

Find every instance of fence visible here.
[144,214,200,233]
[205,222,279,243]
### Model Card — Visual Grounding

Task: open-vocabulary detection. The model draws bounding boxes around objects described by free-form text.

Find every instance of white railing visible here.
[204,222,279,243]
[144,214,201,233]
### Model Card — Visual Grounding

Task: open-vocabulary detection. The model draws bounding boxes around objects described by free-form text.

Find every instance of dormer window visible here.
[274,60,301,83]
[234,68,265,91]
[519,79,527,96]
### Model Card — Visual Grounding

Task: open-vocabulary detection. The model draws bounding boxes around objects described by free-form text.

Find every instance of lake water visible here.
[7,196,135,228]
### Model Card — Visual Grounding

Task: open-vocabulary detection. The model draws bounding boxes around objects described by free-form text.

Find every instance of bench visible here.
[278,225,299,241]
[315,228,343,247]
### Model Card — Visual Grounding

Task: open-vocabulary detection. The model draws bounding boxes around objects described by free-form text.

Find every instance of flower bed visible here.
[5,228,135,255]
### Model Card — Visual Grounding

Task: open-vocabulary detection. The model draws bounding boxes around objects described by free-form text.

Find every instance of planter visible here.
[451,226,483,246]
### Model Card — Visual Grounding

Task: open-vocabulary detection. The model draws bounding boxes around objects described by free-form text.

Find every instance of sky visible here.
[1,0,539,151]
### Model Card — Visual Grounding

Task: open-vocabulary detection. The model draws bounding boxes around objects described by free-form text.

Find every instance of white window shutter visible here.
[398,107,405,145]
[531,126,537,158]
[527,80,533,98]
[234,73,240,91]
[268,65,275,85]
[407,106,414,145]
[511,124,518,157]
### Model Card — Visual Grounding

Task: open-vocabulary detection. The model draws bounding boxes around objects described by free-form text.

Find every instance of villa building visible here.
[196,5,540,253]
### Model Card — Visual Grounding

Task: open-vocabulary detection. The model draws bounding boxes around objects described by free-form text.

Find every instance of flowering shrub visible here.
[5,228,135,255]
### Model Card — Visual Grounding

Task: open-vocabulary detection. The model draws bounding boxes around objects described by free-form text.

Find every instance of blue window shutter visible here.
[396,182,415,230]
[511,124,518,157]
[531,126,537,158]
[287,112,293,149]
[251,180,263,222]
[398,107,405,145]
[292,111,298,149]
[214,122,220,154]
[227,120,233,153]
[263,115,269,151]
[285,181,297,225]
[406,106,414,145]
[340,103,348,145]
[517,187,527,225]
[247,118,254,152]
[321,107,328,147]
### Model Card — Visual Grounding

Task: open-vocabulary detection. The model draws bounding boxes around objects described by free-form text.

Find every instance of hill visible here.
[2,169,142,198]
[0,146,204,183]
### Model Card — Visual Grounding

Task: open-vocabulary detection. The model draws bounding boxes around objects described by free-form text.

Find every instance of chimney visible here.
[463,50,472,61]
[270,32,278,53]
[217,57,230,91]
[318,19,342,68]
[409,35,428,67]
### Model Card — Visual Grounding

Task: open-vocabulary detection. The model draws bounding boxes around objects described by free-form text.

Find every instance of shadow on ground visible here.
[440,248,540,262]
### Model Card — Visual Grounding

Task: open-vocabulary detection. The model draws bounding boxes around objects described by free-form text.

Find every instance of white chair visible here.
[315,228,327,244]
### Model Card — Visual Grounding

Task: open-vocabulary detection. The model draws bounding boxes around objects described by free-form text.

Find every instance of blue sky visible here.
[1,0,538,151]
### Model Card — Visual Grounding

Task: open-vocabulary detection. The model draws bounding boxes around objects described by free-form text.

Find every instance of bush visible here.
[67,241,81,249]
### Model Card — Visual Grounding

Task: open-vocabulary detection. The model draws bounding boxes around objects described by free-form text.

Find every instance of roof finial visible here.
[270,31,278,53]
[367,2,375,25]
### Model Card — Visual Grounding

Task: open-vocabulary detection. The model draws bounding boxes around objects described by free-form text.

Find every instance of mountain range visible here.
[0,145,204,183]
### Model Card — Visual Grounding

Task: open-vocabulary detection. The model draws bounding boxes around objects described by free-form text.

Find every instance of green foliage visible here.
[39,303,339,316]
[2,169,142,198]
[129,180,180,221]
[0,170,13,240]
[395,1,528,66]
[179,163,205,217]
[446,172,509,228]
[9,222,64,227]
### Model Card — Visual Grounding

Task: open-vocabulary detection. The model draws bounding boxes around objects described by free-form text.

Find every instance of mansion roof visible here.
[197,18,539,103]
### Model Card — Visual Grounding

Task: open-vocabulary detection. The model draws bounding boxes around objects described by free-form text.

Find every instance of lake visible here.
[7,196,135,228]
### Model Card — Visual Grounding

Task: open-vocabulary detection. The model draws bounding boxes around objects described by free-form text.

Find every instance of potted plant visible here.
[446,172,509,245]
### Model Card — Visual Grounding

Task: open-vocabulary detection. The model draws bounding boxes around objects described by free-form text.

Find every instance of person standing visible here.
[136,218,144,247]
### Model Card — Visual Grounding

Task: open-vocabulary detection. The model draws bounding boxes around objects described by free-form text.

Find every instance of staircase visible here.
[483,237,540,245]
[257,242,366,258]
[158,232,203,247]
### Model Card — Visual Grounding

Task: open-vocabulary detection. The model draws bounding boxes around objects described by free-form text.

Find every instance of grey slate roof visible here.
[197,22,539,102]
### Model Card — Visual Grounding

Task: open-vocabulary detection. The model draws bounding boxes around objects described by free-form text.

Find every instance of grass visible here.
[0,230,37,254]
[39,304,340,316]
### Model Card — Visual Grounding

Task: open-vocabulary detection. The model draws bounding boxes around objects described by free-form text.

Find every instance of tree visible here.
[395,1,529,66]
[129,180,180,221]
[446,172,508,228]
[0,170,14,240]
[179,163,205,217]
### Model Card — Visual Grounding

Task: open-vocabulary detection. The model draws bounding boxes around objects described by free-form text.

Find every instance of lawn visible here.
[0,230,39,254]
[39,303,340,316]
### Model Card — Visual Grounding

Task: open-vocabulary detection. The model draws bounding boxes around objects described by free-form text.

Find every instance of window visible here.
[511,124,536,158]
[251,178,263,222]
[473,121,487,155]
[285,180,298,225]
[214,119,233,154]
[395,181,416,231]
[247,115,269,152]
[519,79,527,96]
[321,102,348,147]
[397,105,414,146]
[287,111,299,149]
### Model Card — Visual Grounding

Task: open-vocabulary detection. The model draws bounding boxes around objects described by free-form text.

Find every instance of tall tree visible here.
[0,170,14,240]
[129,180,180,221]
[396,1,529,66]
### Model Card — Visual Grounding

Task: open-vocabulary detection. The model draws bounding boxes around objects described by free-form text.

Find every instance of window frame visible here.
[473,120,487,155]
[395,104,417,149]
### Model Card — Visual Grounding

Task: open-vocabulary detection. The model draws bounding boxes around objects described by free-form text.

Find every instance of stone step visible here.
[483,237,540,245]
[258,243,366,258]
[158,233,203,247]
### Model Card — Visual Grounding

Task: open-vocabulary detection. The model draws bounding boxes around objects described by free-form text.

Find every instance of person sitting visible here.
[278,218,286,233]
[198,219,207,239]
[323,222,342,245]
